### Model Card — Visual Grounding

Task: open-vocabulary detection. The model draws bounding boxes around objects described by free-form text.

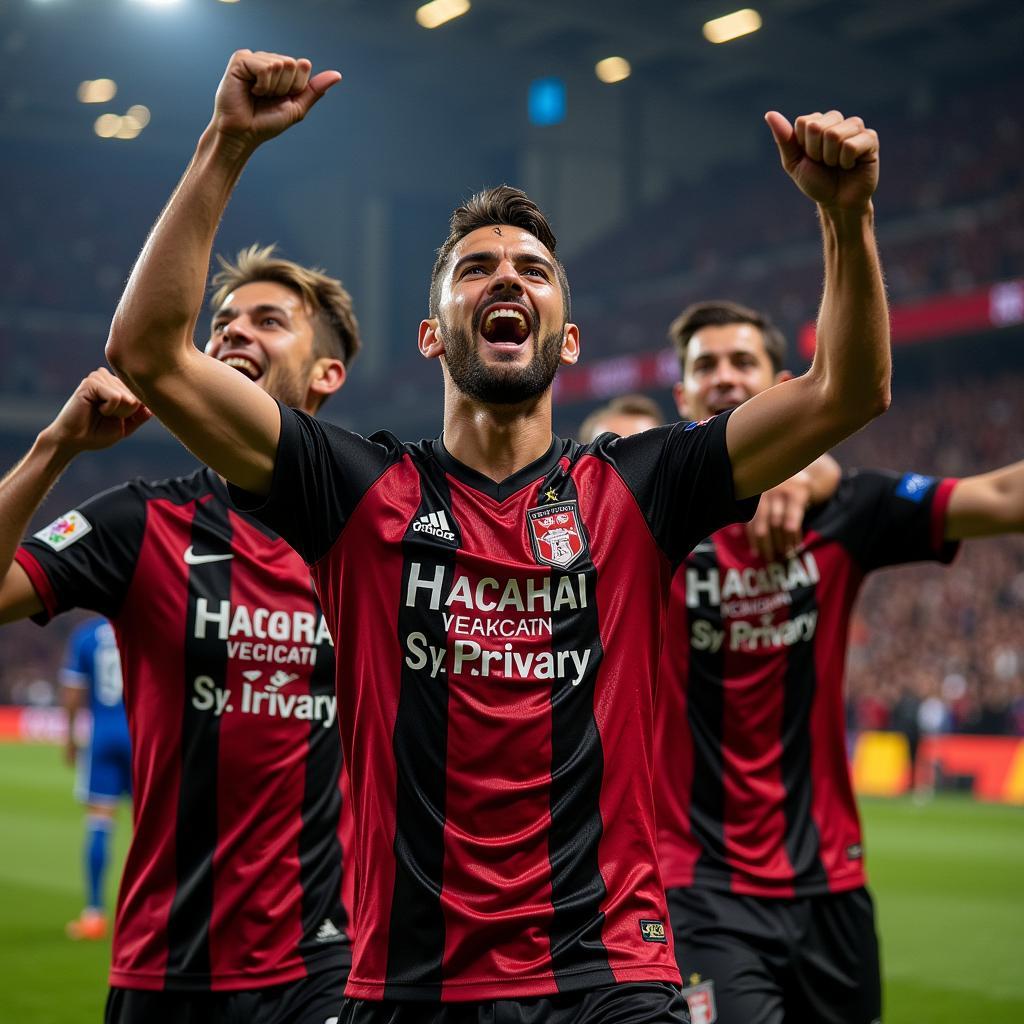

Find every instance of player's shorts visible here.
[75,730,132,805]
[335,983,689,1023]
[667,885,881,1024]
[104,966,346,1024]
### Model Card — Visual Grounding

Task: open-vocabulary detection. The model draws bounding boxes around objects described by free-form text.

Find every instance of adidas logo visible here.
[412,510,456,543]
[315,918,342,943]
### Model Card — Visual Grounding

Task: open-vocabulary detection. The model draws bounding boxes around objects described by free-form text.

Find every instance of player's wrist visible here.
[198,122,259,172]
[33,426,81,466]
[817,200,875,233]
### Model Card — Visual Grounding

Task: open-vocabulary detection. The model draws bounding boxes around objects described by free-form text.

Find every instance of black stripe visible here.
[780,581,828,888]
[683,541,730,886]
[541,472,615,989]
[165,498,234,982]
[384,458,459,997]
[298,593,349,967]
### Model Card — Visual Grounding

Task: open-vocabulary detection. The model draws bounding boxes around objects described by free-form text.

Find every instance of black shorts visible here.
[105,966,346,1024]
[667,886,881,1024]
[336,982,689,1023]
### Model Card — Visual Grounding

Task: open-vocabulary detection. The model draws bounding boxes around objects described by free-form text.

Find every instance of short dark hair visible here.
[578,394,664,443]
[668,300,786,374]
[210,243,361,368]
[429,185,571,320]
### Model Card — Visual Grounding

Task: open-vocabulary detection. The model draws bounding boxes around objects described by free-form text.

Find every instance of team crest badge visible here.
[33,510,92,551]
[527,501,587,569]
[681,976,717,1024]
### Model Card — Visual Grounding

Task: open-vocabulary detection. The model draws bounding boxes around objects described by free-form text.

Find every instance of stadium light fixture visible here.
[127,104,151,127]
[78,79,117,104]
[130,0,183,7]
[416,0,470,30]
[703,8,763,44]
[94,114,122,139]
[595,56,631,84]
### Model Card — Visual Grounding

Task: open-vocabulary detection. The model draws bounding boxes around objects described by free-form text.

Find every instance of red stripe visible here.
[109,500,193,989]
[576,457,679,984]
[654,568,698,888]
[713,528,795,897]
[206,515,312,984]
[322,458,420,997]
[931,478,959,553]
[13,547,58,620]
[438,479,557,996]
[804,531,867,893]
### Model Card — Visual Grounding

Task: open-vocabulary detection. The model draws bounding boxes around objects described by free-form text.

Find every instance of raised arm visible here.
[945,460,1024,540]
[0,370,150,624]
[105,51,341,495]
[727,110,890,499]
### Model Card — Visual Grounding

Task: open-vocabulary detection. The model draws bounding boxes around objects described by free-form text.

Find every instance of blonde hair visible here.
[210,243,361,367]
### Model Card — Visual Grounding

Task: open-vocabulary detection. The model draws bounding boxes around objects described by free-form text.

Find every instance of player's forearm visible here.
[106,126,252,384]
[803,452,842,504]
[946,459,1024,539]
[0,434,73,622]
[809,204,891,430]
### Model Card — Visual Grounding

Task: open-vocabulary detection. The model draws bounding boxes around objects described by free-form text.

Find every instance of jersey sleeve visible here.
[15,482,148,624]
[593,409,760,564]
[828,470,959,571]
[227,402,402,565]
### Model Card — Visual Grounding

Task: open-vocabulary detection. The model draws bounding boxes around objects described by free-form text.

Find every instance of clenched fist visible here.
[211,49,341,151]
[765,110,879,213]
[42,368,152,455]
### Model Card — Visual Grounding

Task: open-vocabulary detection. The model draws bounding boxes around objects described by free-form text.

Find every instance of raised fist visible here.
[765,110,879,213]
[211,49,341,151]
[43,368,152,455]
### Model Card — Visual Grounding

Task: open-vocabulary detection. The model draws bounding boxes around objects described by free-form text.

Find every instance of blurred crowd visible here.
[840,371,1024,737]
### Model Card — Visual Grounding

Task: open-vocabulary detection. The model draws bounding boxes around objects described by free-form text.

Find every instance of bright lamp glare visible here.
[415,0,470,30]
[131,0,183,6]
[595,56,631,84]
[78,79,117,104]
[703,8,762,44]
[127,104,151,127]
[94,114,122,139]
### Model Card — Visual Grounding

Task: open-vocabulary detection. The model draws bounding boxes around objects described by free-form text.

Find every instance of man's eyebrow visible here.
[212,303,292,322]
[451,250,556,276]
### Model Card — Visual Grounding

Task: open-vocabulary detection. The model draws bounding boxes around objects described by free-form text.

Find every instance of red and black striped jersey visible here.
[656,470,959,899]
[230,404,757,1002]
[16,469,352,992]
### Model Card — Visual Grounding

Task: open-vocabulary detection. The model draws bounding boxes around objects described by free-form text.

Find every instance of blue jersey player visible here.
[60,617,131,941]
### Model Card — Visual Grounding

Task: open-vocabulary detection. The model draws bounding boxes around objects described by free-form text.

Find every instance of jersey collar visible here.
[431,434,565,503]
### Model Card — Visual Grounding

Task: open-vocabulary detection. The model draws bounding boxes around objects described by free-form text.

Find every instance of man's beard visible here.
[440,309,563,406]
[262,359,313,410]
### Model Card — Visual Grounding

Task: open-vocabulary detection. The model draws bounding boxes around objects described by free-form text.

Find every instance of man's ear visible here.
[672,380,689,418]
[309,358,346,402]
[419,318,445,361]
[559,323,580,366]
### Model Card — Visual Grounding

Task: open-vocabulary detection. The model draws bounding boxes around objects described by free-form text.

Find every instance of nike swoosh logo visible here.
[183,546,234,565]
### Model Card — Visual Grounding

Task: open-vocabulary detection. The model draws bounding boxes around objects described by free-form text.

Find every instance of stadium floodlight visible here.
[116,114,144,140]
[703,8,762,44]
[130,0,183,6]
[415,0,470,30]
[595,56,631,84]
[94,114,122,139]
[78,79,117,104]
[127,104,151,127]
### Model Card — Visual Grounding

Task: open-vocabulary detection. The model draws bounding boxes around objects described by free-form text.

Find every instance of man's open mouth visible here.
[220,354,263,381]
[479,303,532,346]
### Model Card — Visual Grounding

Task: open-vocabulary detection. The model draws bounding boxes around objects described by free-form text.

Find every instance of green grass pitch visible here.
[0,742,1021,1022]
